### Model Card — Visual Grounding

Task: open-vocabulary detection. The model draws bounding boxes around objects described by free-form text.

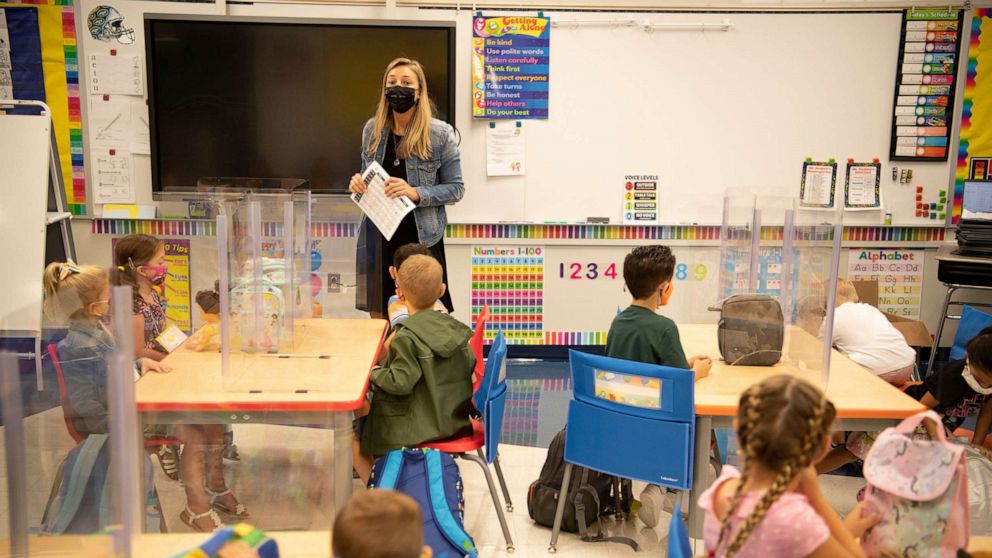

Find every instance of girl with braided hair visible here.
[700,375,881,557]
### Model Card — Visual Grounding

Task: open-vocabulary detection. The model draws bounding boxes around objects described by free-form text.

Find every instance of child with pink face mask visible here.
[112,234,170,362]
[112,234,248,530]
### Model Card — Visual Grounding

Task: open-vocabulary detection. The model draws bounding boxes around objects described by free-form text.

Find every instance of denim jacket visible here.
[56,320,117,437]
[360,118,464,247]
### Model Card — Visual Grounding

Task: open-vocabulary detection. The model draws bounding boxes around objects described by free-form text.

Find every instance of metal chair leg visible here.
[548,463,572,553]
[927,286,957,376]
[491,452,514,512]
[463,453,515,552]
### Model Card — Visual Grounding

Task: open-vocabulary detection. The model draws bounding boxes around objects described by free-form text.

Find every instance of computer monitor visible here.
[963,181,992,220]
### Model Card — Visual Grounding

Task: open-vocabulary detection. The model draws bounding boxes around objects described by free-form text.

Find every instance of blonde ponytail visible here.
[42,262,109,324]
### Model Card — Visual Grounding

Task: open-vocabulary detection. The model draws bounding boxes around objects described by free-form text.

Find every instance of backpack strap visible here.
[50,434,109,534]
[376,450,406,489]
[424,450,478,558]
[572,470,639,551]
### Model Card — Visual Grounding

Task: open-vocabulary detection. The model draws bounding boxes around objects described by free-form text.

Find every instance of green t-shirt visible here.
[605,305,690,369]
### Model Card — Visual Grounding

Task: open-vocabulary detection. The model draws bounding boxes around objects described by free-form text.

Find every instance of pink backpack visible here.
[861,410,970,558]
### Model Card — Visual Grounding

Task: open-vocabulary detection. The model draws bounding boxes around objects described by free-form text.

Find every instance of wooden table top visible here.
[136,319,387,413]
[679,324,926,419]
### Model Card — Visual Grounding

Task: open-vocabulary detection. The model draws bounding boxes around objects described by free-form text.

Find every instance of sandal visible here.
[179,505,223,533]
[205,484,250,518]
[156,445,180,481]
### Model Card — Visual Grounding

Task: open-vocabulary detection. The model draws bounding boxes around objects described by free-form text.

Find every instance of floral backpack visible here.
[861,410,970,558]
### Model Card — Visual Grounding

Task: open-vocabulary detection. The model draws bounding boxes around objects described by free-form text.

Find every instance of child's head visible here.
[112,234,166,288]
[332,490,428,558]
[397,254,445,312]
[622,245,676,306]
[718,375,837,556]
[964,326,992,392]
[835,278,860,306]
[390,243,431,282]
[43,262,110,324]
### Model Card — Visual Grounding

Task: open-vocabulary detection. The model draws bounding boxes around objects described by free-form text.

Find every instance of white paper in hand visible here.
[351,161,416,241]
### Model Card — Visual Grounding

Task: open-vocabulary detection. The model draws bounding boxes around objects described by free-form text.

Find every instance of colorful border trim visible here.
[957,8,992,223]
[90,220,946,243]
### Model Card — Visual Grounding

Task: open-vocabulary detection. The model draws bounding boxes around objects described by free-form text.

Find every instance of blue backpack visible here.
[369,448,478,558]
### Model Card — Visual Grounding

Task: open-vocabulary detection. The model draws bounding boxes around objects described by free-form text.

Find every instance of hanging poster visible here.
[844,160,882,210]
[799,160,837,209]
[471,245,544,344]
[890,8,964,161]
[847,249,924,318]
[472,16,550,120]
[622,174,659,225]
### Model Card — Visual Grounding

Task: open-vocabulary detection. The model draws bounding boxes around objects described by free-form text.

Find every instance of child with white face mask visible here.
[901,326,992,454]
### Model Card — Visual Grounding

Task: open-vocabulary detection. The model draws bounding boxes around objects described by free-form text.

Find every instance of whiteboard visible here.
[449,11,953,226]
[0,113,51,334]
[76,3,954,226]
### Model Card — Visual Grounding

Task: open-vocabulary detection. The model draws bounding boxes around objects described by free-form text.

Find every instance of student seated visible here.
[818,327,992,474]
[44,262,171,436]
[356,254,475,482]
[387,243,448,329]
[605,244,712,528]
[702,375,879,558]
[333,490,430,558]
[831,279,917,386]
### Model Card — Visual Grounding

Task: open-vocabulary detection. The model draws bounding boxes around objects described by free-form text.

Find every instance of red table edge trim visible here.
[136,320,389,414]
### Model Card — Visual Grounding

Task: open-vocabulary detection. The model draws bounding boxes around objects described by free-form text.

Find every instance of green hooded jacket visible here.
[361,310,476,456]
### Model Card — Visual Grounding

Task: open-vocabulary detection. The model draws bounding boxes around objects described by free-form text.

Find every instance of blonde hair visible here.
[398,254,442,311]
[365,58,434,161]
[332,490,423,558]
[42,262,109,324]
[716,375,836,557]
[835,278,860,305]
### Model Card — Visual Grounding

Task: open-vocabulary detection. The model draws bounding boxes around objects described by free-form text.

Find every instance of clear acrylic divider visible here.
[782,203,844,387]
[0,266,127,556]
[217,191,321,393]
[717,190,758,303]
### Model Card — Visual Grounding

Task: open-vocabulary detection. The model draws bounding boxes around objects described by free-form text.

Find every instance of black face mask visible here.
[385,86,417,114]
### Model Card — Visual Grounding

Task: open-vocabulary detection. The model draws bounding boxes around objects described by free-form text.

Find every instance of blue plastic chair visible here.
[548,350,696,552]
[421,331,514,551]
[950,305,992,361]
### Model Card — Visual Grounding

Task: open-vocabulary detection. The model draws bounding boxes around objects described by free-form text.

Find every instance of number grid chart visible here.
[471,246,545,344]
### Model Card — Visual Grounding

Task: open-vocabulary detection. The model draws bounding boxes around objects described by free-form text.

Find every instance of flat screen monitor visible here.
[144,16,455,194]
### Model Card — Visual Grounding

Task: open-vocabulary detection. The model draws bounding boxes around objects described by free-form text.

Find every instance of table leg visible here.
[688,416,712,540]
[331,411,354,524]
[927,285,957,376]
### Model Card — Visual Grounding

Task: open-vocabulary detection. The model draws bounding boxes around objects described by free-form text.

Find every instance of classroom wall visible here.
[69,0,992,351]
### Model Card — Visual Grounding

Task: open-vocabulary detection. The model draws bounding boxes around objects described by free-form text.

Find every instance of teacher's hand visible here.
[385,178,420,202]
[348,174,366,194]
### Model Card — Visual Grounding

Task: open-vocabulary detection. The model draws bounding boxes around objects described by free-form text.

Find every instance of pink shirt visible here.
[699,466,830,558]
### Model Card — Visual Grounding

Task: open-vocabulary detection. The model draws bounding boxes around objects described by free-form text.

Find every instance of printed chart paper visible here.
[486,121,526,176]
[847,249,924,318]
[88,98,130,148]
[88,53,143,96]
[800,161,837,208]
[845,161,882,210]
[130,103,150,154]
[351,161,415,241]
[622,174,659,225]
[92,152,134,203]
[471,245,544,344]
[472,16,550,119]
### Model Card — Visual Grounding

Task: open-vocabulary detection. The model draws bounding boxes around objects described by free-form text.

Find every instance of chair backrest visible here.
[951,305,992,362]
[470,305,490,392]
[564,350,696,489]
[473,330,506,413]
[479,332,508,463]
[47,343,84,443]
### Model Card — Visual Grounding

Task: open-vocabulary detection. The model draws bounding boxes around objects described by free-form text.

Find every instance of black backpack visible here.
[526,428,637,550]
[716,294,784,366]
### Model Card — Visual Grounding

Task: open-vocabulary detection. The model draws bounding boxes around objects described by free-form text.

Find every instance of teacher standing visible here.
[349,58,463,319]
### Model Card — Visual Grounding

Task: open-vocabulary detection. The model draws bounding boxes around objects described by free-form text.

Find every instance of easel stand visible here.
[0,100,76,391]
